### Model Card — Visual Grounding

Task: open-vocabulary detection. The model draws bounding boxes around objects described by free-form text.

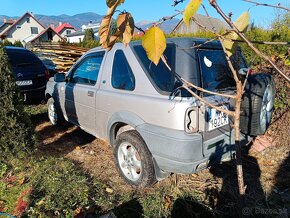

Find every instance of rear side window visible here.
[132,45,177,94]
[6,50,43,68]
[71,53,104,85]
[111,50,135,91]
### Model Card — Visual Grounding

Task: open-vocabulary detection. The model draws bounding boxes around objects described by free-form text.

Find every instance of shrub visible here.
[2,39,13,46]
[0,46,36,159]
[14,40,24,47]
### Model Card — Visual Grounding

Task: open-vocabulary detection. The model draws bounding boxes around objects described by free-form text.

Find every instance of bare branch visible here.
[161,55,236,99]
[154,10,183,26]
[160,55,235,116]
[243,0,290,12]
[181,78,236,99]
[134,25,145,34]
[232,39,290,46]
[182,85,235,116]
[172,0,185,7]
[218,37,240,84]
[210,0,290,83]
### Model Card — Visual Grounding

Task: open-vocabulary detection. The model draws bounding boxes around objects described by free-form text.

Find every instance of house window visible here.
[26,17,30,23]
[31,27,39,34]
[16,25,22,29]
[66,30,71,35]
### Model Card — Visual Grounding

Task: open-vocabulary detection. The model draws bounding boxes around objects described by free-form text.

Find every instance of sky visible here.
[0,0,288,28]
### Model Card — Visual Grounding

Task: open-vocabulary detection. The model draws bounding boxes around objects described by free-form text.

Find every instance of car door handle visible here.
[87,91,94,97]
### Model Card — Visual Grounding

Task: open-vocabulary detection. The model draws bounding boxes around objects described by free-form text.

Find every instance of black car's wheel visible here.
[47,98,65,126]
[240,73,275,136]
[114,130,157,187]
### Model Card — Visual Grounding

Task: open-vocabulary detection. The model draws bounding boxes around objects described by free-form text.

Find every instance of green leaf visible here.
[183,0,202,26]
[142,26,166,65]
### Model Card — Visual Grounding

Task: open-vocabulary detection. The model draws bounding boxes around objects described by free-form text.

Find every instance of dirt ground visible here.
[31,101,290,217]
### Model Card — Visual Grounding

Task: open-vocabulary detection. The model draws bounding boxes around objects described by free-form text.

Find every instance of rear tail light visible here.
[185,107,199,133]
[45,69,50,81]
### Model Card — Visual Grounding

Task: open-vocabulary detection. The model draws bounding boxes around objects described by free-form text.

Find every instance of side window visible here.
[111,50,135,91]
[71,53,104,85]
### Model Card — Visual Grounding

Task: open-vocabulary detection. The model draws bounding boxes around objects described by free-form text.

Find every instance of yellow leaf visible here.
[75,146,81,151]
[234,12,250,32]
[183,0,202,26]
[142,26,166,65]
[222,12,250,56]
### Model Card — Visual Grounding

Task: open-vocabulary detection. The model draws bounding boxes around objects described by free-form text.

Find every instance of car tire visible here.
[240,73,275,136]
[114,130,157,187]
[47,98,65,126]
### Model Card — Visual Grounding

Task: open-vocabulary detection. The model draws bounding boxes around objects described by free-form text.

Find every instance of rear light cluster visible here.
[185,107,199,133]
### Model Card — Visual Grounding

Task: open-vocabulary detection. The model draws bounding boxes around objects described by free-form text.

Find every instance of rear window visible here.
[6,49,43,68]
[133,44,180,94]
[198,49,236,91]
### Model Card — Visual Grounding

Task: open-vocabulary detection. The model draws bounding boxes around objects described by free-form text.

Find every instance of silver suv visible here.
[45,38,275,187]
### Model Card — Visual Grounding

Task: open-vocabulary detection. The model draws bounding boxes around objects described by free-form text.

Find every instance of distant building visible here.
[0,12,65,44]
[54,22,76,38]
[0,18,15,34]
[29,27,64,43]
[66,21,100,43]
[171,14,228,35]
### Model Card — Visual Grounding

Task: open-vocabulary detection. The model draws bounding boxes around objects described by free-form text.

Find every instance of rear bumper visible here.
[136,123,235,174]
[20,85,46,100]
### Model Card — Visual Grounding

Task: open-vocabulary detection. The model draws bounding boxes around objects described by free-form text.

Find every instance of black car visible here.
[5,46,48,101]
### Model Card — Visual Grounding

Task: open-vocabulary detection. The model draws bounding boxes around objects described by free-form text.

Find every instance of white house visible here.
[0,12,64,44]
[66,22,100,43]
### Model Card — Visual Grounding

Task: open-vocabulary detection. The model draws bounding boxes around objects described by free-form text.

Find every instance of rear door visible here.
[197,49,236,157]
[62,52,105,134]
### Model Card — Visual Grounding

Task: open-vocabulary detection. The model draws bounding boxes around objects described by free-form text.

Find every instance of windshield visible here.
[198,49,236,91]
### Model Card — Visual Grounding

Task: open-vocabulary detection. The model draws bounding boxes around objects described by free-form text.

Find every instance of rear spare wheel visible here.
[240,73,275,136]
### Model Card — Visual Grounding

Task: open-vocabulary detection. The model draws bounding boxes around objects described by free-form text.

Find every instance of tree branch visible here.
[160,55,235,116]
[209,0,290,83]
[242,0,290,12]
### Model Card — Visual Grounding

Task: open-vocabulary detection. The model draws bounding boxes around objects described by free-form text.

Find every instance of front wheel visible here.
[114,130,156,187]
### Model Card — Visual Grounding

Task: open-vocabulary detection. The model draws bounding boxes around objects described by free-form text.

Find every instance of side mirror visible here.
[54,73,66,82]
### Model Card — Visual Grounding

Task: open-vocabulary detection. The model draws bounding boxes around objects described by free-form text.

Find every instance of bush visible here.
[2,39,13,46]
[0,45,36,159]
[14,40,24,47]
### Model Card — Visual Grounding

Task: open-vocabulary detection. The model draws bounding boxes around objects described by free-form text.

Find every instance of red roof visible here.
[54,23,75,33]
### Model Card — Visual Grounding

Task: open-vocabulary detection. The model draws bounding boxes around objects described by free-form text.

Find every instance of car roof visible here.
[4,46,30,51]
[87,37,222,54]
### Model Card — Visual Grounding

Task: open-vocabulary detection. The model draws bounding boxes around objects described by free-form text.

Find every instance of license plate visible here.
[208,106,229,131]
[16,80,33,86]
